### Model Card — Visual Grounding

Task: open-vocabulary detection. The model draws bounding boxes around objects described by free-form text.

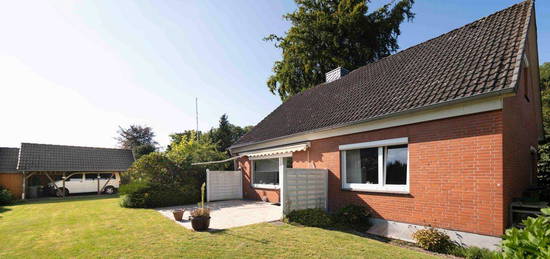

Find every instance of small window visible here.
[100,173,114,179]
[340,138,409,193]
[67,174,82,181]
[253,159,279,186]
[85,174,98,180]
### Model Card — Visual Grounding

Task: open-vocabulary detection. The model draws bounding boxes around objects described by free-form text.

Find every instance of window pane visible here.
[346,148,378,184]
[100,173,114,179]
[67,174,82,181]
[385,145,407,185]
[284,157,293,168]
[85,174,97,180]
[254,159,279,185]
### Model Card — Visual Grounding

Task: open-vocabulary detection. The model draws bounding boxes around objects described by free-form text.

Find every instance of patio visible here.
[155,200,282,230]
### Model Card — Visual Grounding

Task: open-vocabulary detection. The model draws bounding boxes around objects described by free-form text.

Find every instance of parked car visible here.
[48,173,120,196]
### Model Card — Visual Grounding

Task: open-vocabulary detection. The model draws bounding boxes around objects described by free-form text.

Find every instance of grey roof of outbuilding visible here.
[0,148,20,173]
[232,1,533,148]
[16,143,135,172]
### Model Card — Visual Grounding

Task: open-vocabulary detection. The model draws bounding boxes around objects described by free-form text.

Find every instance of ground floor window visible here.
[340,137,409,193]
[252,157,292,189]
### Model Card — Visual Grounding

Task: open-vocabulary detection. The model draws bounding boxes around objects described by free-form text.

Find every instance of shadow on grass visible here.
[208,229,270,244]
[14,194,120,206]
[0,206,12,218]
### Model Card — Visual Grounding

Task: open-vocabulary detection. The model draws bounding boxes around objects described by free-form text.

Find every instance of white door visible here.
[206,170,243,202]
[65,173,84,193]
[83,173,99,192]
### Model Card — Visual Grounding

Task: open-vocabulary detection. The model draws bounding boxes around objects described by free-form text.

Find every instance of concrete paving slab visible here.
[156,200,282,230]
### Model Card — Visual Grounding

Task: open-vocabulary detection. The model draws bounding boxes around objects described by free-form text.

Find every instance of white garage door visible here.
[206,170,243,202]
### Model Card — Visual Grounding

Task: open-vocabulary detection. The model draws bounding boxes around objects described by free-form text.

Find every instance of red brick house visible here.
[229,1,542,249]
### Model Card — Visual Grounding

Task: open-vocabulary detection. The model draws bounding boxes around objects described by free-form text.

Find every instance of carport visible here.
[2,143,135,199]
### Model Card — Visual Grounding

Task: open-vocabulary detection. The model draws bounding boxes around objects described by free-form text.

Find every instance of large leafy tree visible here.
[538,63,550,190]
[116,125,158,159]
[265,0,415,100]
[540,62,550,133]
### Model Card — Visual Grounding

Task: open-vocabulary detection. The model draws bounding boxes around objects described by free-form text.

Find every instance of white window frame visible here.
[340,137,409,193]
[250,153,292,190]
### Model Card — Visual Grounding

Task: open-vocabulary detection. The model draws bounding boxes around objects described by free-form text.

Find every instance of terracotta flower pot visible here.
[191,216,211,231]
[172,209,185,221]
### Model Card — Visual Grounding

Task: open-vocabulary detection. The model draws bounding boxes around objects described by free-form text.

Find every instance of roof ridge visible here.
[20,142,132,151]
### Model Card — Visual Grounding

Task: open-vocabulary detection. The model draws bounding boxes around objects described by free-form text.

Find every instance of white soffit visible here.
[243,143,310,159]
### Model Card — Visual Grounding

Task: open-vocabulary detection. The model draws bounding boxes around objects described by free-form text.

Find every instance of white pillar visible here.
[21,172,26,200]
[278,157,286,216]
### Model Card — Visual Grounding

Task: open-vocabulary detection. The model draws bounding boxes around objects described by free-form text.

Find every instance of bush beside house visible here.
[120,133,227,208]
[0,185,16,205]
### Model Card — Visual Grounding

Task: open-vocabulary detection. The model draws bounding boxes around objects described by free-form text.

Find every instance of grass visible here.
[0,196,438,258]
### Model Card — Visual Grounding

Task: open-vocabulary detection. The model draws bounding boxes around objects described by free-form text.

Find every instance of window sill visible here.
[252,184,280,190]
[341,187,410,195]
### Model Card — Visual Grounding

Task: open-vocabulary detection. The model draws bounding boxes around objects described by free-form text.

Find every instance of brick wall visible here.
[290,111,505,236]
[501,23,543,230]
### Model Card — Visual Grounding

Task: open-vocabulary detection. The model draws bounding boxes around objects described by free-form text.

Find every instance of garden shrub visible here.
[0,185,16,206]
[120,182,200,208]
[412,227,454,253]
[449,246,499,259]
[501,208,550,258]
[332,204,371,231]
[285,208,333,227]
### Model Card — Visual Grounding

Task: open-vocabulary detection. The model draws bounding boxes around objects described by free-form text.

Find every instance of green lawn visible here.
[0,196,437,258]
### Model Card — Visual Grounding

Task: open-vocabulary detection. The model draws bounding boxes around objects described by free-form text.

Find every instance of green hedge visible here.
[120,182,200,208]
[285,208,333,227]
[332,204,371,231]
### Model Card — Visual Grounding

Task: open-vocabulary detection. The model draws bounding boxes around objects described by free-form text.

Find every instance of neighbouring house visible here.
[229,1,541,249]
[0,143,135,199]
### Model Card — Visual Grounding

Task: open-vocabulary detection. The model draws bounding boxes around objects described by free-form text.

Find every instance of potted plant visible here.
[172,208,185,221]
[190,183,210,231]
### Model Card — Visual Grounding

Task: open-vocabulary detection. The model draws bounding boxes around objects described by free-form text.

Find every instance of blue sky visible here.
[0,0,548,148]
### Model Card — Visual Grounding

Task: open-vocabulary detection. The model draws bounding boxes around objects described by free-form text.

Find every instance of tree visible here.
[211,114,233,153]
[116,125,158,148]
[265,0,415,100]
[540,63,550,134]
[167,130,203,151]
[116,125,158,158]
[208,114,253,153]
[132,144,157,160]
[166,131,228,171]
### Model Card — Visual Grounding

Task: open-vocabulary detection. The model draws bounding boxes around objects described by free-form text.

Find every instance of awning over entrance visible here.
[242,143,310,158]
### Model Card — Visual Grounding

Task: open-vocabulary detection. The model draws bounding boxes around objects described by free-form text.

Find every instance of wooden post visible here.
[99,173,115,193]
[21,172,26,200]
[62,172,66,198]
[45,173,58,189]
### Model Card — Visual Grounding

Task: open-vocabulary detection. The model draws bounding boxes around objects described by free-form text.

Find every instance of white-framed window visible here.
[251,155,292,189]
[340,137,409,193]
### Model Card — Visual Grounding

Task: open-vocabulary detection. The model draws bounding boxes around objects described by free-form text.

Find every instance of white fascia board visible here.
[233,96,505,154]
[339,137,408,150]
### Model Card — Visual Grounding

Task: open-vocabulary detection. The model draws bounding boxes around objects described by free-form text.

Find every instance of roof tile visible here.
[234,1,532,147]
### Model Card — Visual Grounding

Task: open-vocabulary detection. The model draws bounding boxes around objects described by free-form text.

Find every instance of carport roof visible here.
[0,147,20,173]
[16,143,135,172]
